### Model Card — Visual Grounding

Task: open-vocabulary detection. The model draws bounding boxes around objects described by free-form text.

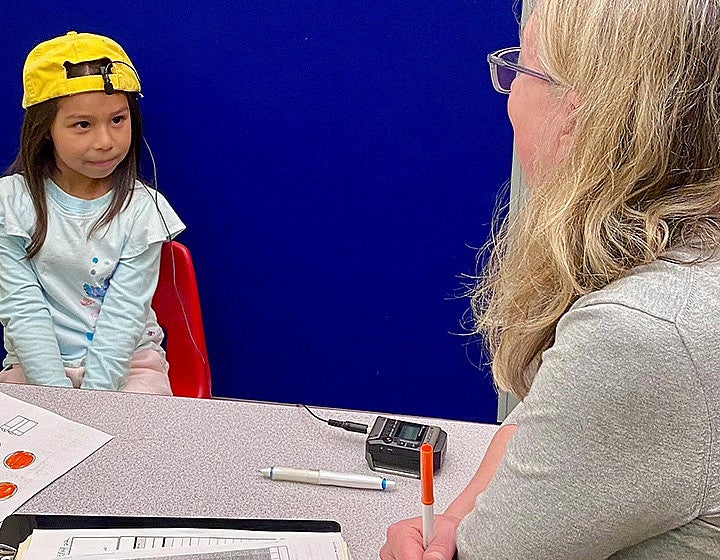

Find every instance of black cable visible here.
[97,59,209,376]
[141,138,208,371]
[302,404,328,422]
[101,60,144,98]
[300,404,369,434]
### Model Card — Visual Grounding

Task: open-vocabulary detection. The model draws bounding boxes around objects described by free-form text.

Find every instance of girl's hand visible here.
[380,514,462,560]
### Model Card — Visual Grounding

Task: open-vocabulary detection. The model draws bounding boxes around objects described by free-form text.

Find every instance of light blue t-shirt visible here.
[0,174,185,390]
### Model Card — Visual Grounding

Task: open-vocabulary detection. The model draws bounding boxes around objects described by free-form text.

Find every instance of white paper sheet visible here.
[19,528,349,560]
[0,392,113,522]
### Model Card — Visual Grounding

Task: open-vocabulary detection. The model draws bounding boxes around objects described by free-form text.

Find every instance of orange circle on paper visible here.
[0,482,17,500]
[4,451,35,470]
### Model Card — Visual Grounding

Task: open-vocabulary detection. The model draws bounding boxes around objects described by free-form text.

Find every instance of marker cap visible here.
[421,443,434,505]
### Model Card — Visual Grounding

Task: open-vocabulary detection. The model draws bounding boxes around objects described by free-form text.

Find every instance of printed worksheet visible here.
[0,392,113,522]
[16,528,349,560]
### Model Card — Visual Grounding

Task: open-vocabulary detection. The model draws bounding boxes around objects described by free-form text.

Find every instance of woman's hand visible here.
[380,513,462,560]
[380,423,518,560]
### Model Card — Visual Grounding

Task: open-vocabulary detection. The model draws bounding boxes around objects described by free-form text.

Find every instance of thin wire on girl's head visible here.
[102,58,203,374]
[102,60,144,99]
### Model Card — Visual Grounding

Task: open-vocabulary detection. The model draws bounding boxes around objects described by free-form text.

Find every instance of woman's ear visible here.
[556,90,579,155]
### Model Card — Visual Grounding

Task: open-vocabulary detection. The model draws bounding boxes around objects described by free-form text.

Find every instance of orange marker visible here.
[420,443,435,548]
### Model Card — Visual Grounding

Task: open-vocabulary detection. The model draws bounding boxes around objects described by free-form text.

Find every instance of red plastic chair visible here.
[152,241,212,398]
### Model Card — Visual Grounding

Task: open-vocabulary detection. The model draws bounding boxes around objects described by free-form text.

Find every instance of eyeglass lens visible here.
[496,50,520,91]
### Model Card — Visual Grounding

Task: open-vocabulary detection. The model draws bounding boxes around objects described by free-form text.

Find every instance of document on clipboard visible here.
[0,516,350,560]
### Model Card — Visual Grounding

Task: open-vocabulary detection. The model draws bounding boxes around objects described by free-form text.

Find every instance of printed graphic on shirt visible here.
[82,256,115,303]
[82,279,110,300]
[81,257,116,341]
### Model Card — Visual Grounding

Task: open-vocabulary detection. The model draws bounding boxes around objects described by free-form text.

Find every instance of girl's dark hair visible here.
[5,92,144,258]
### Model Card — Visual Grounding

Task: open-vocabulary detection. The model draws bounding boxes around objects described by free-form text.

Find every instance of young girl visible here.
[382,0,720,558]
[0,32,184,394]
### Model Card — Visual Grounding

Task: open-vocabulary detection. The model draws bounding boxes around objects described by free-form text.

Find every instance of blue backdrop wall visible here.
[0,0,520,423]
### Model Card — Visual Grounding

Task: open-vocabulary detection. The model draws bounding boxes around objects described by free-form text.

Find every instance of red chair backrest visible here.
[152,241,212,398]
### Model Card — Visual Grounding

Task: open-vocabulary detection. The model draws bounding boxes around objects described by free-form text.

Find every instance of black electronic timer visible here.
[365,416,447,478]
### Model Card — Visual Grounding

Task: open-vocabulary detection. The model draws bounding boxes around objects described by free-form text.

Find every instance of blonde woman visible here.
[381,0,720,558]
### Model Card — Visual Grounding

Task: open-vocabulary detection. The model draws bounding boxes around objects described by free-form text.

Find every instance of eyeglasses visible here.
[487,47,553,94]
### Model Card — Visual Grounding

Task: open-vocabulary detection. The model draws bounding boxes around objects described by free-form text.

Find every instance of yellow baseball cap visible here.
[22,31,141,108]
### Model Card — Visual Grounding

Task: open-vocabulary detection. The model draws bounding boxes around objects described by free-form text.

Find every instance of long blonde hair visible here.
[473,0,720,398]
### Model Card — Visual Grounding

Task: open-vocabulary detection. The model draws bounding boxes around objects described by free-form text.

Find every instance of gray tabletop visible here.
[0,383,498,560]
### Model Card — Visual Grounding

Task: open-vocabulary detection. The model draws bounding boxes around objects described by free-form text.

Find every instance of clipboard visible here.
[0,514,342,559]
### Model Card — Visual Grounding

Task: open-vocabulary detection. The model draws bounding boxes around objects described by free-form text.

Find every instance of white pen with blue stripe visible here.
[260,466,396,490]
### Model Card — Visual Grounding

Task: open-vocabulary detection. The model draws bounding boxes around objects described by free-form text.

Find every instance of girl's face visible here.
[508,13,574,186]
[50,91,132,198]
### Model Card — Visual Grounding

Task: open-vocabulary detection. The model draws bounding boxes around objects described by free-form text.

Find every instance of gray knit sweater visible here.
[457,254,720,559]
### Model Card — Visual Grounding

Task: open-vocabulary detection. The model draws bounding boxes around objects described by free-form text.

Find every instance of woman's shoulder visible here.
[567,255,720,384]
[573,255,718,323]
